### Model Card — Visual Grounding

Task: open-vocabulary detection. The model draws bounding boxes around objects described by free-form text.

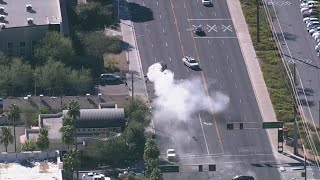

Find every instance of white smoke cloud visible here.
[147,63,230,121]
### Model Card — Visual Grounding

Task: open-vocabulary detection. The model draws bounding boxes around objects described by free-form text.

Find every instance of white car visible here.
[309,26,320,34]
[312,31,320,38]
[307,22,320,30]
[82,172,109,180]
[305,17,319,24]
[301,7,309,13]
[167,149,176,161]
[202,0,211,5]
[182,56,200,69]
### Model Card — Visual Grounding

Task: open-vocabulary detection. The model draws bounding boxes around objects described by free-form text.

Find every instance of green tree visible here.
[79,31,122,57]
[0,126,13,152]
[9,59,34,95]
[21,140,37,151]
[63,148,80,178]
[60,125,75,149]
[0,65,10,96]
[105,58,119,73]
[124,97,151,126]
[75,2,115,31]
[150,167,163,180]
[37,128,50,150]
[34,31,75,65]
[145,158,157,177]
[124,122,146,162]
[0,52,9,65]
[68,100,80,120]
[66,68,92,95]
[144,139,160,162]
[8,104,21,152]
[62,116,73,127]
[35,59,68,96]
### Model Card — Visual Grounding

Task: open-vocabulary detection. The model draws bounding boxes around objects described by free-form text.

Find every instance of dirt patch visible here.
[104,51,129,72]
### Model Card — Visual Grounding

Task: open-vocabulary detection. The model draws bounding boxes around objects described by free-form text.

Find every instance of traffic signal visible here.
[240,123,244,130]
[227,123,233,130]
[209,164,216,171]
[199,165,203,172]
[278,129,283,142]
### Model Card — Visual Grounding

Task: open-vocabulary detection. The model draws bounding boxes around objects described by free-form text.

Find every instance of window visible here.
[103,129,106,131]
[113,128,116,131]
[20,47,25,57]
[77,129,80,132]
[31,41,37,55]
[93,129,95,131]
[98,129,100,131]
[88,129,91,131]
[7,42,13,57]
[83,129,85,131]
[20,42,25,47]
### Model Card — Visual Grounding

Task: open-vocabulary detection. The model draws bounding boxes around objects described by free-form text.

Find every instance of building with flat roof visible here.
[0,0,69,57]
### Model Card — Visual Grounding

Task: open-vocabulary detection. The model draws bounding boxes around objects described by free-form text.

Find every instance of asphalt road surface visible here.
[264,0,320,125]
[126,0,282,179]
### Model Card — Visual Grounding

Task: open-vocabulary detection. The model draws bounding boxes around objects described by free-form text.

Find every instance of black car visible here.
[100,73,122,84]
[195,27,206,36]
[232,175,254,180]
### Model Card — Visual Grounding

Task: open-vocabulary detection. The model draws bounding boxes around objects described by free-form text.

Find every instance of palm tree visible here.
[60,125,74,150]
[144,139,160,162]
[37,128,50,150]
[8,104,21,152]
[63,148,80,179]
[67,100,80,150]
[21,140,37,151]
[0,126,14,152]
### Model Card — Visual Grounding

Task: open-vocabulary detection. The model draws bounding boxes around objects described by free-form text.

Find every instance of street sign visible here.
[159,165,179,173]
[262,122,283,129]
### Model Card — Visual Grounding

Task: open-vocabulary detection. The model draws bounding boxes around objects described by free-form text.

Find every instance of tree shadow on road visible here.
[297,87,314,96]
[128,2,154,23]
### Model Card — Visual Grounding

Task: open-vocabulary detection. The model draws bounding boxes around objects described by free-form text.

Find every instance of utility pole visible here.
[256,0,260,43]
[293,62,298,155]
[303,145,307,180]
[131,73,134,98]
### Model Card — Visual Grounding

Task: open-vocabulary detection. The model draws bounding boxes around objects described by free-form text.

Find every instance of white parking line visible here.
[216,68,218,73]
[214,12,217,16]
[240,99,242,103]
[160,14,161,19]
[151,43,154,48]
[212,54,214,59]
[230,68,233,73]
[143,1,145,6]
[220,83,222,89]
[228,115,231,120]
[154,57,157,62]
[165,42,168,47]
[235,83,237,88]
[169,57,172,61]
[188,18,232,20]
[184,114,187,124]
[188,135,191,141]
[169,119,171,125]
[163,28,165,33]
[199,114,210,154]
[171,137,175,142]
[208,39,210,44]
[194,37,237,39]
[226,55,228,59]
[156,1,158,6]
[222,40,224,44]
[200,12,203,16]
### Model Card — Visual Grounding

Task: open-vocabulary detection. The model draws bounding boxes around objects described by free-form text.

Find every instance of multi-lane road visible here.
[128,0,281,179]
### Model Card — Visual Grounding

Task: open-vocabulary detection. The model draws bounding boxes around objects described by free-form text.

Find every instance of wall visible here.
[0,150,58,162]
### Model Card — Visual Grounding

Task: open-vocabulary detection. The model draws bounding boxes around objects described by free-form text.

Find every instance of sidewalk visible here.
[225,0,314,178]
[118,0,154,133]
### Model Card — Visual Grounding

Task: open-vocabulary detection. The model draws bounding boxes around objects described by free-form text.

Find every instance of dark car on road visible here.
[232,175,254,180]
[195,27,206,36]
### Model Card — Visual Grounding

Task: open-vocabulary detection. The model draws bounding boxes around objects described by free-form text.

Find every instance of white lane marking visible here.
[230,68,233,73]
[234,133,236,136]
[200,12,203,16]
[163,28,165,33]
[220,83,222,89]
[169,57,172,61]
[169,119,171,125]
[143,1,145,6]
[240,99,242,103]
[212,54,214,59]
[194,37,237,39]
[216,68,218,73]
[148,29,151,34]
[188,135,191,141]
[244,115,247,121]
[208,40,210,44]
[235,83,237,88]
[160,14,161,19]
[165,42,168,47]
[249,131,252,136]
[184,115,187,124]
[188,18,232,20]
[225,99,228,105]
[156,1,158,6]
[151,43,154,48]
[228,115,231,121]
[199,114,210,154]
[226,55,228,59]
[222,40,224,44]
[154,57,157,62]
[171,137,175,142]
[214,12,217,16]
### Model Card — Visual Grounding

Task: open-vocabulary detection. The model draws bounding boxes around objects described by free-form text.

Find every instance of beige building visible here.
[0,0,69,57]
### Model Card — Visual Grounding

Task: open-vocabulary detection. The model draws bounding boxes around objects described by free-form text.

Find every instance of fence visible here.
[0,150,58,162]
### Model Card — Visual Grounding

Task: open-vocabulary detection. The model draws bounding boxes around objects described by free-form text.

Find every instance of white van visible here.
[82,172,110,180]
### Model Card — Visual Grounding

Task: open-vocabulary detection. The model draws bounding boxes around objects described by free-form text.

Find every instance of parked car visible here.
[100,73,122,84]
[167,149,176,161]
[194,26,205,36]
[232,175,254,180]
[202,0,211,6]
[82,172,110,180]
[309,27,320,34]
[305,17,319,24]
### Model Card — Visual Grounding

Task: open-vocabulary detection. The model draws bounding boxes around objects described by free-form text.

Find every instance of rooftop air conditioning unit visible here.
[0,7,4,13]
[26,4,32,11]
[27,18,33,24]
[0,15,4,21]
[0,23,5,29]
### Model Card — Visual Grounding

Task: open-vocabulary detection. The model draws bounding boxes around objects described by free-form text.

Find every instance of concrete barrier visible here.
[0,150,58,162]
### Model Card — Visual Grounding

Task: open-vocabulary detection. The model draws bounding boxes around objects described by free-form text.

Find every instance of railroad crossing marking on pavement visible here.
[286,58,312,64]
[187,24,233,33]
[267,1,291,6]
